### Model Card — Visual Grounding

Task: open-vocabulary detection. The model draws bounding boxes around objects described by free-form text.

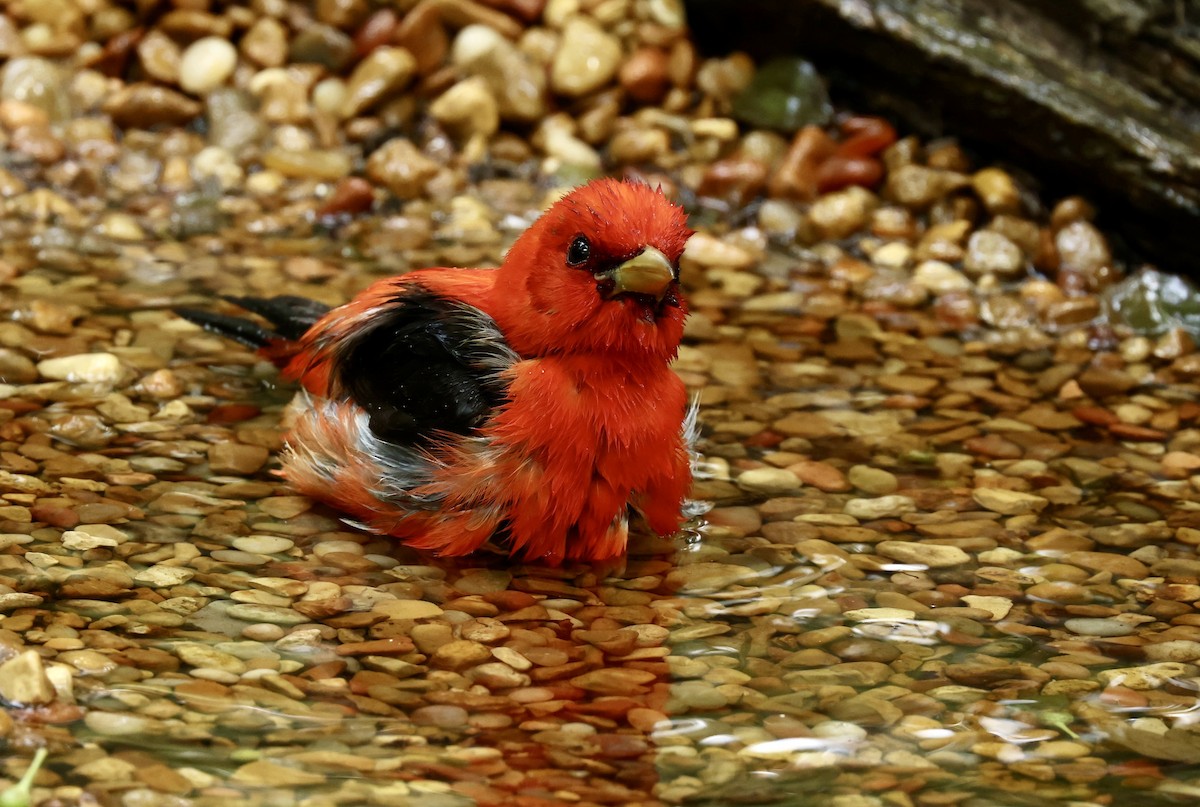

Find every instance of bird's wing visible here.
[175,294,332,349]
[285,278,519,446]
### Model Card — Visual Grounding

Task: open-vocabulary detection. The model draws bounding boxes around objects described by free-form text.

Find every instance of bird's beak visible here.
[600,246,676,301]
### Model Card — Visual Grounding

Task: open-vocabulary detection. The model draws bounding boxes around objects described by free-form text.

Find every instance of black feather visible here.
[175,295,332,348]
[337,290,514,445]
[174,308,279,348]
[220,295,330,341]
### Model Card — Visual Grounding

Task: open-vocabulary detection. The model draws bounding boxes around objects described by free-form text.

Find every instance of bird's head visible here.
[494,178,693,360]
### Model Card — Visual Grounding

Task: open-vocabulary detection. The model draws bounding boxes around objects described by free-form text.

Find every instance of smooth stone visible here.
[340,46,416,118]
[231,760,326,787]
[847,465,899,494]
[666,562,759,594]
[133,566,196,587]
[232,535,295,554]
[972,488,1048,515]
[84,711,155,736]
[0,650,55,705]
[207,441,271,473]
[0,57,69,121]
[842,607,916,621]
[737,467,801,495]
[38,352,123,383]
[429,76,499,139]
[373,599,445,620]
[1097,662,1196,690]
[179,36,238,95]
[173,643,248,674]
[550,17,621,97]
[226,603,311,625]
[961,595,1013,620]
[877,541,971,568]
[1063,618,1135,637]
[963,230,1024,276]
[843,495,916,519]
[808,186,877,240]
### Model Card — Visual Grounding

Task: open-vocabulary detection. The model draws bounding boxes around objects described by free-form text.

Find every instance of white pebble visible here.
[38,352,124,383]
[179,37,238,95]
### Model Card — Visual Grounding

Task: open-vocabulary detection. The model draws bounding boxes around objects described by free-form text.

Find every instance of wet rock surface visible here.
[0,1,1198,806]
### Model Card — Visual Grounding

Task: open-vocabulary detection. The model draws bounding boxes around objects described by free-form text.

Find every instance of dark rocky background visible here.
[685,0,1200,277]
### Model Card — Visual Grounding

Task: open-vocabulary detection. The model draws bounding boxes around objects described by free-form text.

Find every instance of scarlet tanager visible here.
[179,179,697,564]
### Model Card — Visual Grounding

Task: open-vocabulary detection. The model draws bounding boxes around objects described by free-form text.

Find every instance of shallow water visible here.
[4,189,1200,807]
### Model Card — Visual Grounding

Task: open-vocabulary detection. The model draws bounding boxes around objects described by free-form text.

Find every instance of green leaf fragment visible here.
[0,747,48,807]
[1041,710,1079,739]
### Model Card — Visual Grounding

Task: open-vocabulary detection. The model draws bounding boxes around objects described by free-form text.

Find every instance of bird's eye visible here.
[566,235,591,266]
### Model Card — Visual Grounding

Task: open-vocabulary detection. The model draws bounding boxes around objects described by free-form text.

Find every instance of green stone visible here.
[732,58,832,132]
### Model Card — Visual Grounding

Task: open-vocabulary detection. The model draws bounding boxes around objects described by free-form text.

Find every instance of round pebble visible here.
[179,37,238,95]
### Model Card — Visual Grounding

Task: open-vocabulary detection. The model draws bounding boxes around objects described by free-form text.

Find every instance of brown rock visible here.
[103,83,202,128]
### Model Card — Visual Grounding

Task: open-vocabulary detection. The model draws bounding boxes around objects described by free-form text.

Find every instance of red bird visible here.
[180,179,696,564]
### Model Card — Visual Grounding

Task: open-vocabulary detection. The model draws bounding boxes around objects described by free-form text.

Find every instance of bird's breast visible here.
[502,356,684,487]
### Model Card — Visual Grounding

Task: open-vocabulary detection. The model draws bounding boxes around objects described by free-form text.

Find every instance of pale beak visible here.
[599,246,676,301]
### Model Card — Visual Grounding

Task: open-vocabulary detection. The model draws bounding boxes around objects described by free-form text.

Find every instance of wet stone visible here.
[877,541,971,568]
[208,442,271,475]
[1064,618,1135,637]
[844,495,916,519]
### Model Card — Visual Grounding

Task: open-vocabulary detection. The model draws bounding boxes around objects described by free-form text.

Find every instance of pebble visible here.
[412,705,469,729]
[877,541,971,568]
[232,760,326,787]
[233,535,295,554]
[37,352,124,383]
[227,604,310,625]
[1056,220,1111,275]
[0,650,55,705]
[84,712,156,736]
[179,37,238,95]
[104,83,203,128]
[429,76,499,140]
[961,595,1013,620]
[262,147,352,180]
[1064,618,1135,637]
[913,260,973,294]
[971,168,1021,214]
[971,487,1048,515]
[808,186,877,240]
[1097,662,1195,690]
[431,640,492,670]
[340,46,416,118]
[76,757,139,782]
[963,230,1024,276]
[843,607,915,621]
[737,467,801,495]
[843,495,916,519]
[666,562,759,593]
[374,599,445,620]
[366,137,439,198]
[551,17,621,97]
[0,57,68,121]
[847,465,898,494]
[572,668,657,694]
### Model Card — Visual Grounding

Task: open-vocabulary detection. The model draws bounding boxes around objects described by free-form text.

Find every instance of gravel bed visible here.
[0,1,1199,805]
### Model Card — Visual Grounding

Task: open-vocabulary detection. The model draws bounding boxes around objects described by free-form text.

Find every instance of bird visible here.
[177,178,697,564]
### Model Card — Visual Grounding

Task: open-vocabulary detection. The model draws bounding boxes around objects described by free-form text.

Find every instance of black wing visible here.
[175,294,331,349]
[335,289,518,445]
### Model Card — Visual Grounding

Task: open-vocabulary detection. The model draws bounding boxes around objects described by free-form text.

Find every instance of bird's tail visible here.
[175,295,331,365]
